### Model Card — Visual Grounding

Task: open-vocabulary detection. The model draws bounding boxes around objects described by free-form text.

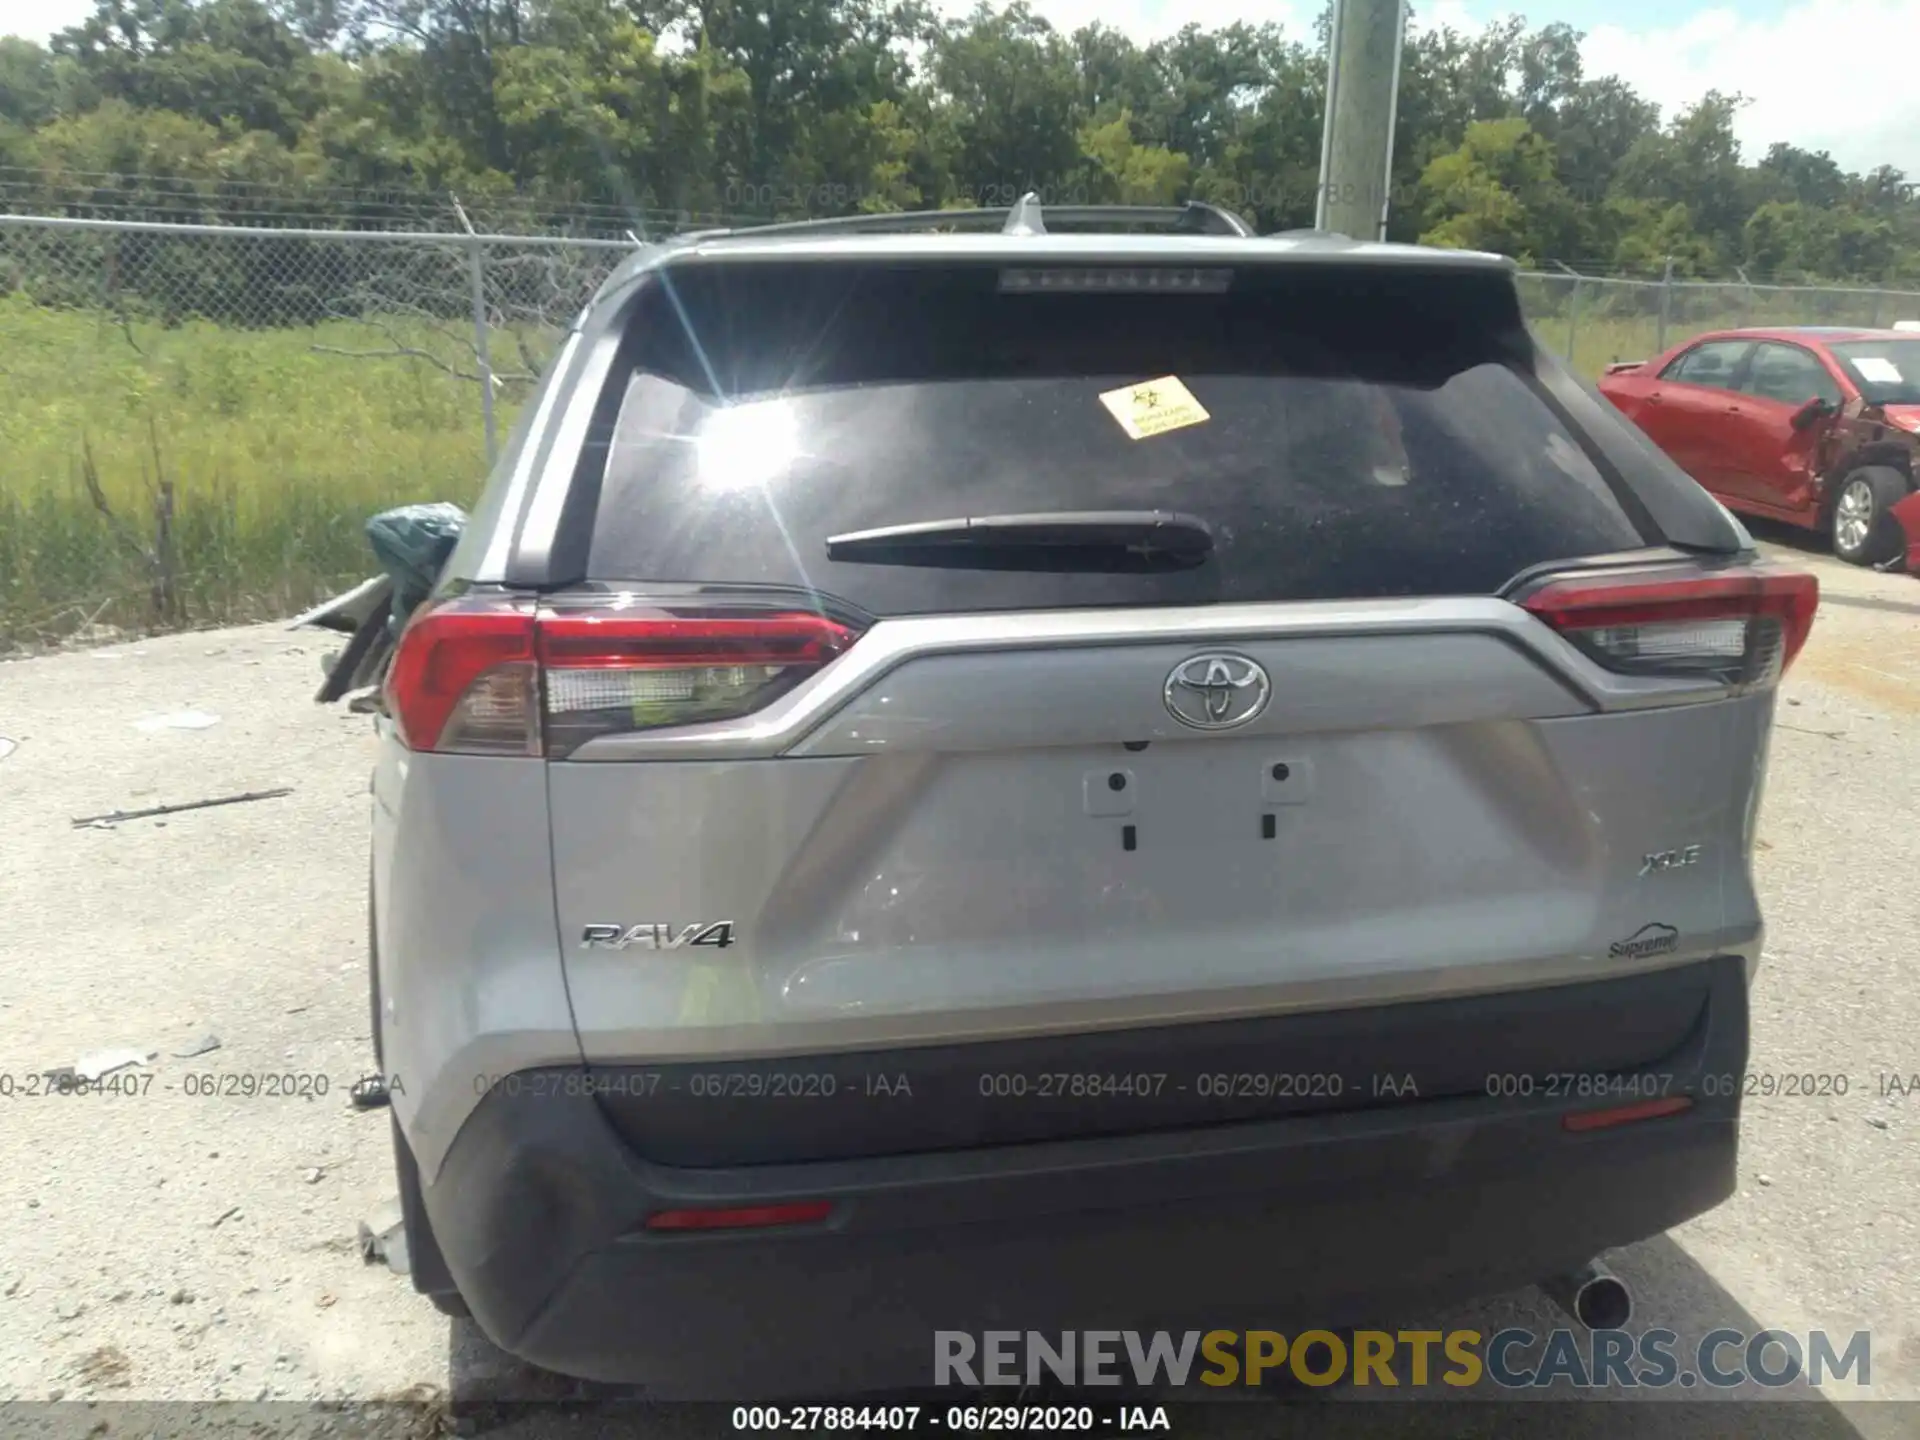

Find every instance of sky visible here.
[6,0,1916,179]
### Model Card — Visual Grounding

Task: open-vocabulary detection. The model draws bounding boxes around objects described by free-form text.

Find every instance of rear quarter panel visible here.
[1597,367,1653,422]
[372,736,581,1182]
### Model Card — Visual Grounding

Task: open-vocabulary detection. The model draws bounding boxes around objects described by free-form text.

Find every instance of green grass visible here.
[0,282,1905,650]
[0,296,543,650]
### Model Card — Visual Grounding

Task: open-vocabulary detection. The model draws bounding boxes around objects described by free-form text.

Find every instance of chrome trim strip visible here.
[564,595,1726,761]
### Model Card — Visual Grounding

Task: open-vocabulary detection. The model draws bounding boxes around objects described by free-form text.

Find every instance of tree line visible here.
[3,0,1920,281]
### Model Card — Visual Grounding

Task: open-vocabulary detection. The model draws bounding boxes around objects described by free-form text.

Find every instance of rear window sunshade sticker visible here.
[1098,376,1210,440]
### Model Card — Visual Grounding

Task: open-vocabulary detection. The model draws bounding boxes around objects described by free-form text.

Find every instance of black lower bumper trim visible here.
[585,961,1716,1165]
[420,956,1748,1397]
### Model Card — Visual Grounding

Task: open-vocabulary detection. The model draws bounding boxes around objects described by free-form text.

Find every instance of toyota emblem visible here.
[1163,653,1271,730]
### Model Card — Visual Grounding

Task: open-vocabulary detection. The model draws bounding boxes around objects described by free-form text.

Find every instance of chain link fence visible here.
[1,213,636,450]
[1514,269,1920,375]
[10,207,1920,649]
[0,213,639,648]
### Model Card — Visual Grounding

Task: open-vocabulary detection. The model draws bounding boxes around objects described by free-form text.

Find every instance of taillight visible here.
[383,595,539,754]
[537,607,855,756]
[383,595,857,757]
[1519,562,1818,690]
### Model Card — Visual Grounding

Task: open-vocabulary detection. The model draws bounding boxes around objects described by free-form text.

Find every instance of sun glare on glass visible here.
[696,397,801,491]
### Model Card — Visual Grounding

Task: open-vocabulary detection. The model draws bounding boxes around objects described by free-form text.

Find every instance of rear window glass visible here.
[582,262,1651,614]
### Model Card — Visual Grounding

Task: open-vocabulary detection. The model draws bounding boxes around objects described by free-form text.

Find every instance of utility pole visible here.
[1315,0,1409,241]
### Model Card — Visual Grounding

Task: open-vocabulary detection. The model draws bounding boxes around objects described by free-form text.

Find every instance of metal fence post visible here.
[1570,277,1583,365]
[1657,256,1673,354]
[452,197,499,466]
[1551,261,1580,365]
[466,236,498,466]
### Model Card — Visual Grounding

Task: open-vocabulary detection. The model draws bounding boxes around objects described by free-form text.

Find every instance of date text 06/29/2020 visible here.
[730,1406,1171,1434]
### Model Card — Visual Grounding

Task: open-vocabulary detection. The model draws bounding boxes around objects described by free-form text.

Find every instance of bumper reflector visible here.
[644,1200,834,1232]
[1562,1095,1694,1133]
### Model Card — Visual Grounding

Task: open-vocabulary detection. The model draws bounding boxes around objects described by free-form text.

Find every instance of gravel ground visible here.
[0,533,1916,1439]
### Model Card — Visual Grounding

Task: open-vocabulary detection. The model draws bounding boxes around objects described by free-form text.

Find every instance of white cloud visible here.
[3,0,93,43]
[1408,0,1487,35]
[1582,0,1920,178]
[1003,0,1920,180]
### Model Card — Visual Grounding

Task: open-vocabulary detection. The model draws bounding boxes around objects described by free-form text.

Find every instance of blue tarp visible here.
[364,503,467,637]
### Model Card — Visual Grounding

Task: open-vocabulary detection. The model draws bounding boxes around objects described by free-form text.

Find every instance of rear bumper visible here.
[419,956,1748,1397]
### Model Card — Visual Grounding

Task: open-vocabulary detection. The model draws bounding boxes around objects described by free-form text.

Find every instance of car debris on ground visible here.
[299,503,468,706]
[132,709,222,732]
[349,1075,391,1110]
[357,1201,409,1275]
[72,787,295,828]
[73,1048,153,1082]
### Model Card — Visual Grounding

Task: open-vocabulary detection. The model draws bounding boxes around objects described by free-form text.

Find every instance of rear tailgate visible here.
[538,257,1769,1160]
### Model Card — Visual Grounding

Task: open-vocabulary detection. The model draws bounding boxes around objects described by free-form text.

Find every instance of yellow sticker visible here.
[1098,376,1210,440]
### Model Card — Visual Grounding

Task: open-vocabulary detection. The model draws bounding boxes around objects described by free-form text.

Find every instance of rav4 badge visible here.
[580,922,736,950]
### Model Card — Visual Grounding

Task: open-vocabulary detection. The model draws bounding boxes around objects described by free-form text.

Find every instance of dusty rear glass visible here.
[582,261,1651,614]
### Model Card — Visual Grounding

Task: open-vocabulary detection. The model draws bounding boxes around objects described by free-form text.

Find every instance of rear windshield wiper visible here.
[824,510,1214,572]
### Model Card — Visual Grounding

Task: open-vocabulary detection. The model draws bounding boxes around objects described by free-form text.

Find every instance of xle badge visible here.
[581,922,736,951]
[1639,845,1703,877]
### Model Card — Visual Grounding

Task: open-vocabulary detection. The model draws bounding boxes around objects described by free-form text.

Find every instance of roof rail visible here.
[694,194,1258,241]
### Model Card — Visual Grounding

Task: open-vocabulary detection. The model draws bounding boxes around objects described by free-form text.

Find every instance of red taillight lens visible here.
[643,1200,834,1232]
[384,595,538,754]
[384,597,857,756]
[536,608,856,757]
[1520,563,1818,688]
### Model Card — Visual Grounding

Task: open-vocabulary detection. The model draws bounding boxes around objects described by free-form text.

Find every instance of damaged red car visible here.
[1599,327,1920,570]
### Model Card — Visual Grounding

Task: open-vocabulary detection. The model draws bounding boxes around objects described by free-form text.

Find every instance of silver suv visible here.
[367,200,1816,1397]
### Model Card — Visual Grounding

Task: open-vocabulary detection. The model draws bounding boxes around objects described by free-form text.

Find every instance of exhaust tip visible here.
[1543,1261,1633,1330]
[1574,1273,1633,1330]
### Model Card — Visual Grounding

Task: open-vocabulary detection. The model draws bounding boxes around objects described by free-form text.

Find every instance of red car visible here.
[1599,326,1920,570]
